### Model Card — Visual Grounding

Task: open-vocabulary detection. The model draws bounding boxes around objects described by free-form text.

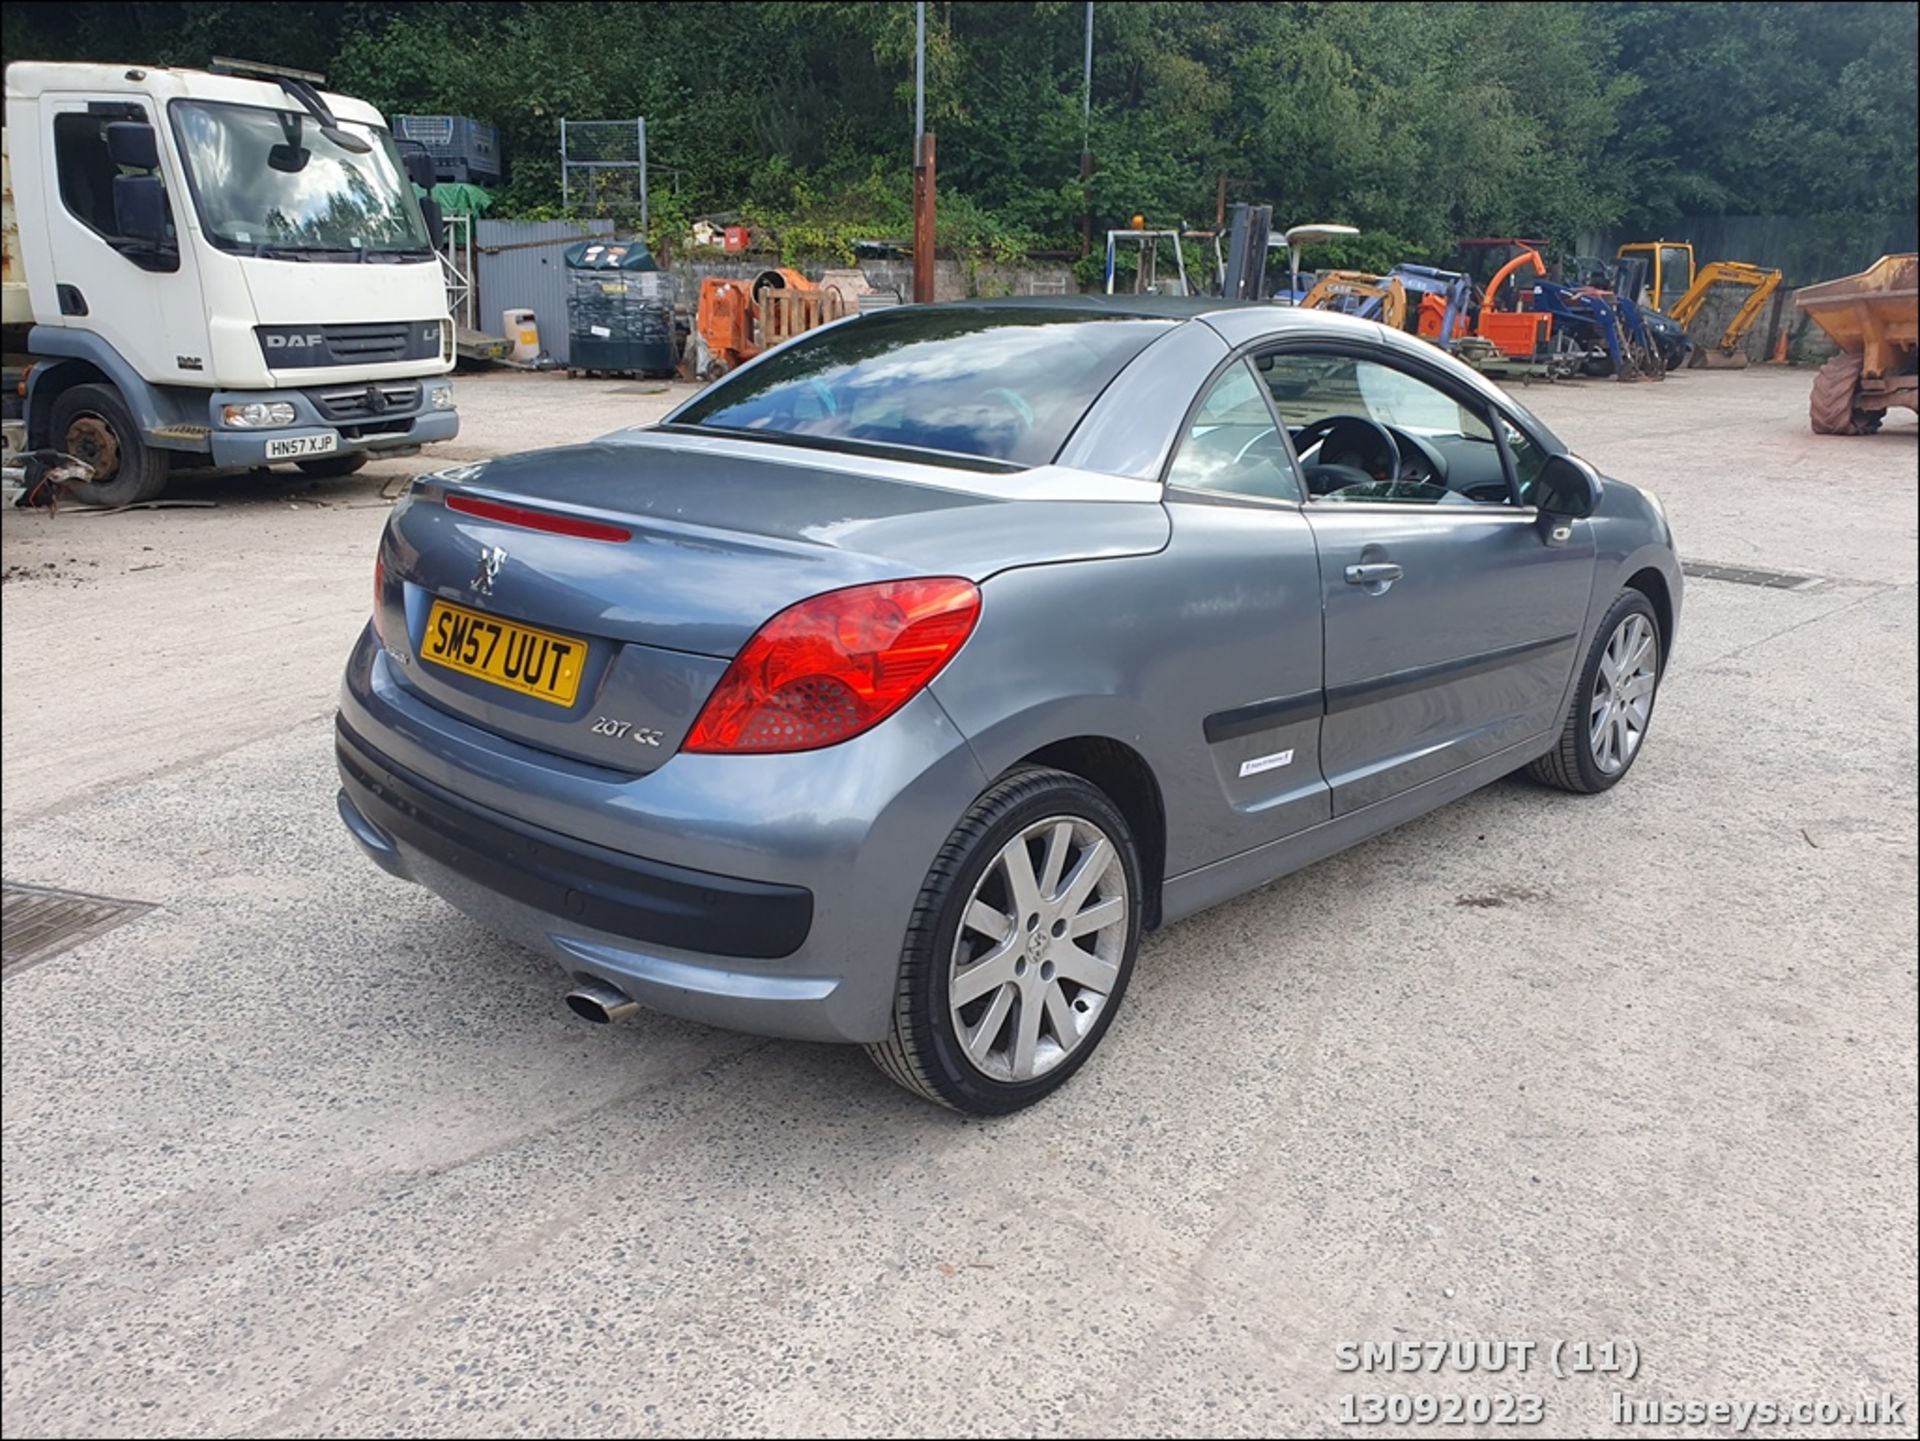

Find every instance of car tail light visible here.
[372,553,386,643]
[685,578,981,754]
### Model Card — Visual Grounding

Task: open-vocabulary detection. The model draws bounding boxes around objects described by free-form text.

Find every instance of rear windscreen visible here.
[671,309,1175,469]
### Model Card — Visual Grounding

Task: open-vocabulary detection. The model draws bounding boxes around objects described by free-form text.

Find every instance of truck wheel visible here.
[49,383,171,507]
[1809,353,1877,434]
[296,453,370,478]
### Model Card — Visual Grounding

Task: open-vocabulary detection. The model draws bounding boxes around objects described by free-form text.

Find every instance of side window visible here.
[1255,351,1511,507]
[1501,417,1551,503]
[52,110,176,270]
[1164,359,1302,502]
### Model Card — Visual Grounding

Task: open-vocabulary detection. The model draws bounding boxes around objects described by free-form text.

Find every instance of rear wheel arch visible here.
[1018,735,1166,929]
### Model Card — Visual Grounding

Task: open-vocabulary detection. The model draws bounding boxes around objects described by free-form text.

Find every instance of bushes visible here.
[5,1,1912,263]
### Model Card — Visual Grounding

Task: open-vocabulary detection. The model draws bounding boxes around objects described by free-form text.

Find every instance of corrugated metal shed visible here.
[475,219,618,365]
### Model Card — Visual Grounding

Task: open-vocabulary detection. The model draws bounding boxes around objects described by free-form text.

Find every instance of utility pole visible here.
[913,0,937,303]
[1080,1,1094,257]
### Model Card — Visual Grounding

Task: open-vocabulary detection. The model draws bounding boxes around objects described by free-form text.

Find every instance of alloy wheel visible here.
[1590,612,1658,774]
[948,815,1130,1082]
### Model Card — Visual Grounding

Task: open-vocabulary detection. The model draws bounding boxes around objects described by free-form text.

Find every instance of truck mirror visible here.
[112,174,169,244]
[402,150,437,190]
[106,120,160,171]
[268,142,311,173]
[419,195,446,252]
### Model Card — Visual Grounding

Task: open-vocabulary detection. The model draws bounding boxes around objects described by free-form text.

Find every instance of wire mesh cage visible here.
[564,239,676,376]
[561,118,648,226]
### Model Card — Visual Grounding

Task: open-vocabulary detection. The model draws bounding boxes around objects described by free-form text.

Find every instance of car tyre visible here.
[1528,589,1663,795]
[49,383,171,508]
[867,766,1143,1114]
[296,452,371,478]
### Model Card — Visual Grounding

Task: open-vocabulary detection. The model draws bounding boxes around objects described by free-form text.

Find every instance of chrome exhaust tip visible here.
[565,979,640,1024]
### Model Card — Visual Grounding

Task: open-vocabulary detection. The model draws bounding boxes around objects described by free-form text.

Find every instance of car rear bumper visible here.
[335,626,988,1044]
[337,721,814,958]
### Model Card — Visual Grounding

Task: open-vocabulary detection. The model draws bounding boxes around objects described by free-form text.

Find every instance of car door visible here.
[1262,344,1595,815]
[1157,357,1332,861]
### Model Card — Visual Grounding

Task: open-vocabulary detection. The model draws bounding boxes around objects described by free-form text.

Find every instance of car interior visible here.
[1258,353,1516,505]
[1168,351,1531,506]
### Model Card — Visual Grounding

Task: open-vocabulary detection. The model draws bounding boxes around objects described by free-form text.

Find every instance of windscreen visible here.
[171,100,432,258]
[671,309,1176,468]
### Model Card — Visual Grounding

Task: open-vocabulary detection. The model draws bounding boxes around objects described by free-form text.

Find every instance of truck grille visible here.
[317,382,423,421]
[322,323,414,363]
[256,320,444,368]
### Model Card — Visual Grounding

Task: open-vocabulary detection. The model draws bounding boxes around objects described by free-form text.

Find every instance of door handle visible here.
[1344,562,1404,587]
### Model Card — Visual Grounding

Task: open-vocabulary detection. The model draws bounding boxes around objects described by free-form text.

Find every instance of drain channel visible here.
[1681,560,1826,591]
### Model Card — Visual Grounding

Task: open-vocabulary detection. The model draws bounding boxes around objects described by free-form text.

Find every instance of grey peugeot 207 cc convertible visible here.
[337,298,1680,1113]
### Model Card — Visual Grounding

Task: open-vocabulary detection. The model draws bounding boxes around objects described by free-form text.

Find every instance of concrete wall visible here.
[654,255,1078,303]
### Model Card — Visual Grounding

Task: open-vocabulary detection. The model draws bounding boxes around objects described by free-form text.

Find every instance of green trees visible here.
[4,1,1912,262]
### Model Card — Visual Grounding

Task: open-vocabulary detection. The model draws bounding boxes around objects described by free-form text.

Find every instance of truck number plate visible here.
[265,433,340,460]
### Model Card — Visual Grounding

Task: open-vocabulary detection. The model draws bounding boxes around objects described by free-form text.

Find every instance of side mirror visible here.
[402,149,438,190]
[106,120,160,171]
[1532,453,1602,545]
[419,194,446,253]
[112,173,169,244]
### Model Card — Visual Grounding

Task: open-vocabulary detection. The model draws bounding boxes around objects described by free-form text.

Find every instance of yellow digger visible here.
[1299,271,1408,329]
[1616,240,1697,309]
[1617,242,1784,368]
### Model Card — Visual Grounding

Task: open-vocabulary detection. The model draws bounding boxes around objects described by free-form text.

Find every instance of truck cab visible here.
[3,59,458,505]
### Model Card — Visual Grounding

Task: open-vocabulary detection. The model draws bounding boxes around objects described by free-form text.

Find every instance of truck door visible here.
[40,94,210,386]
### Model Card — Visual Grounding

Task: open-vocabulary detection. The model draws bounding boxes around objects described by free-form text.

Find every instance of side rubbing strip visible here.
[1204,689,1326,744]
[1324,633,1578,715]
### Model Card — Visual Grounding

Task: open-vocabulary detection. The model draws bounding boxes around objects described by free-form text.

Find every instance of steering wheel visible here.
[1292,414,1401,495]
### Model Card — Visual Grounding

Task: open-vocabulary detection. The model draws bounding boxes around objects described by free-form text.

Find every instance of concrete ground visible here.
[2,366,1914,1438]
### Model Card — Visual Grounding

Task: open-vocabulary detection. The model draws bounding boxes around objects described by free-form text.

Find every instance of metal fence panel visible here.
[474,218,617,365]
[1576,213,1919,288]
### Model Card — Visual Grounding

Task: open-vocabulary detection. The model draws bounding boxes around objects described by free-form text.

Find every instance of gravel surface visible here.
[2,365,1913,1437]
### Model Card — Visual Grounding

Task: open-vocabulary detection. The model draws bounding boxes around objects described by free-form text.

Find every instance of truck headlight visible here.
[429,383,455,411]
[221,401,297,428]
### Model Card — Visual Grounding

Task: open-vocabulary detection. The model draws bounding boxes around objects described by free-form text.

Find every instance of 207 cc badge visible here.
[472,544,506,597]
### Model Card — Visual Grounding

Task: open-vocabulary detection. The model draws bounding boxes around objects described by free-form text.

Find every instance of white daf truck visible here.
[3,58,458,506]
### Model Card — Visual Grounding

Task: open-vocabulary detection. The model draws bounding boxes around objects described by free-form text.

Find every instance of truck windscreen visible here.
[170,100,432,259]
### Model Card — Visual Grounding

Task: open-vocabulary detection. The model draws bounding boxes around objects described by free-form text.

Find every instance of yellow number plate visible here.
[421,600,586,707]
